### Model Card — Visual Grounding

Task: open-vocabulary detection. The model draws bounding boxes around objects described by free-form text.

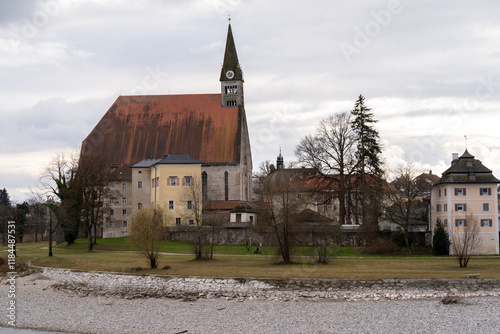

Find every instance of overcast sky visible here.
[2,0,500,203]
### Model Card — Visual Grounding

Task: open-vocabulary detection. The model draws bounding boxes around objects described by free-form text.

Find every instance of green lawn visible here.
[6,239,500,280]
[52,237,360,257]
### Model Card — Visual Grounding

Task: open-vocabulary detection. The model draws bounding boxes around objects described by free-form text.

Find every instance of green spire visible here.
[220,19,243,82]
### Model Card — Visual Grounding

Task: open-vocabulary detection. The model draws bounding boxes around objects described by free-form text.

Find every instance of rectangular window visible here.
[122,197,127,205]
[444,188,447,196]
[436,204,441,212]
[138,180,143,188]
[480,188,492,196]
[138,203,142,210]
[188,219,195,225]
[122,209,127,216]
[443,204,447,212]
[443,219,448,228]
[481,219,493,227]
[455,203,466,211]
[184,176,192,186]
[110,198,115,205]
[176,217,181,226]
[187,200,193,210]
[170,176,177,186]
[323,205,329,212]
[156,177,159,187]
[122,183,127,191]
[123,221,128,228]
[333,205,338,211]
[168,200,174,210]
[152,179,155,188]
[438,189,441,197]
[455,219,466,227]
[110,209,114,216]
[483,203,490,211]
[454,188,466,196]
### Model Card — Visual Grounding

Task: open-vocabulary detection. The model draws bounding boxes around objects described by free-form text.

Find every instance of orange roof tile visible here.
[81,94,240,178]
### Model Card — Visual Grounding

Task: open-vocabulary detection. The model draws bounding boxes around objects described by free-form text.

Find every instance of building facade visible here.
[131,155,202,227]
[431,150,500,254]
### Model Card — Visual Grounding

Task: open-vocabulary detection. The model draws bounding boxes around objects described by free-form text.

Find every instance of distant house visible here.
[431,150,500,254]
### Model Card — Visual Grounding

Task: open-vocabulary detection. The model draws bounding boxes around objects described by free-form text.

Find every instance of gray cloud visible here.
[3,0,500,201]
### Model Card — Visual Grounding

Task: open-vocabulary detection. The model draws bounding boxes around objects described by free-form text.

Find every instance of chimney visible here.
[452,153,459,160]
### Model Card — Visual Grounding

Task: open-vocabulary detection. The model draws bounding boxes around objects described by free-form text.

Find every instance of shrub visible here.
[432,219,450,256]
[363,237,399,254]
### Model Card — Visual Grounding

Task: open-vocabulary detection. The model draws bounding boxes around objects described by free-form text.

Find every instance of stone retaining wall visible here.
[43,268,500,302]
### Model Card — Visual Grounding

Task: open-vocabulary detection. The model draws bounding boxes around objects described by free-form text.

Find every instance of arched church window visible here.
[224,171,229,201]
[202,171,208,201]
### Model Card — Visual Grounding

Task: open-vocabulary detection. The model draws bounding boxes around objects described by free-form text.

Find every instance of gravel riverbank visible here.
[1,269,499,334]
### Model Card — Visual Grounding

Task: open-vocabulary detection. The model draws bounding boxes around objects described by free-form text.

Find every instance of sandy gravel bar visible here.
[0,269,499,334]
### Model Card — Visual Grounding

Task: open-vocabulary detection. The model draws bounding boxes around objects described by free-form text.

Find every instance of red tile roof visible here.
[206,200,267,211]
[81,94,240,178]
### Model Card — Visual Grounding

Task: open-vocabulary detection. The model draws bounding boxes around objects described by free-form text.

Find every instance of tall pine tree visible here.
[350,95,383,232]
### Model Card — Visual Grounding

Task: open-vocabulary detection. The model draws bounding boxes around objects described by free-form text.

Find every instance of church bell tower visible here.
[220,18,244,108]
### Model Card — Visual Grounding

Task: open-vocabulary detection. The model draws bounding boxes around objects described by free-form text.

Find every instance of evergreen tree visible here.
[432,219,450,256]
[14,202,29,243]
[350,95,383,232]
[0,188,13,243]
[0,188,10,206]
[351,94,383,176]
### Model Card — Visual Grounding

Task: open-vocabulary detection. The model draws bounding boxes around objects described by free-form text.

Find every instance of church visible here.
[81,20,253,237]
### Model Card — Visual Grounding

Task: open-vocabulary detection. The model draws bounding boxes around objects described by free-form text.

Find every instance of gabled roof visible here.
[130,158,161,168]
[156,154,202,165]
[81,94,240,178]
[436,150,500,185]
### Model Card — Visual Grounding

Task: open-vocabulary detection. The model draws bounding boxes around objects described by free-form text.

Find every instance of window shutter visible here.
[177,177,179,186]
[464,204,466,211]
[463,188,466,195]
[167,177,170,186]
[182,177,185,186]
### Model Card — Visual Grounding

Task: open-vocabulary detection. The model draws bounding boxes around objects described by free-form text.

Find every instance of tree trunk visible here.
[87,232,93,252]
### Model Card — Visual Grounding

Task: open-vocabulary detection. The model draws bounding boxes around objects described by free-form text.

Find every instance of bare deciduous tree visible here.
[76,153,114,251]
[296,112,357,226]
[182,178,214,260]
[129,206,166,269]
[384,163,427,248]
[311,223,341,264]
[40,152,80,245]
[452,214,482,268]
[261,169,304,263]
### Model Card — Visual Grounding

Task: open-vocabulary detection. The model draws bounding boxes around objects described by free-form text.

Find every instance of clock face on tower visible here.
[226,70,235,79]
